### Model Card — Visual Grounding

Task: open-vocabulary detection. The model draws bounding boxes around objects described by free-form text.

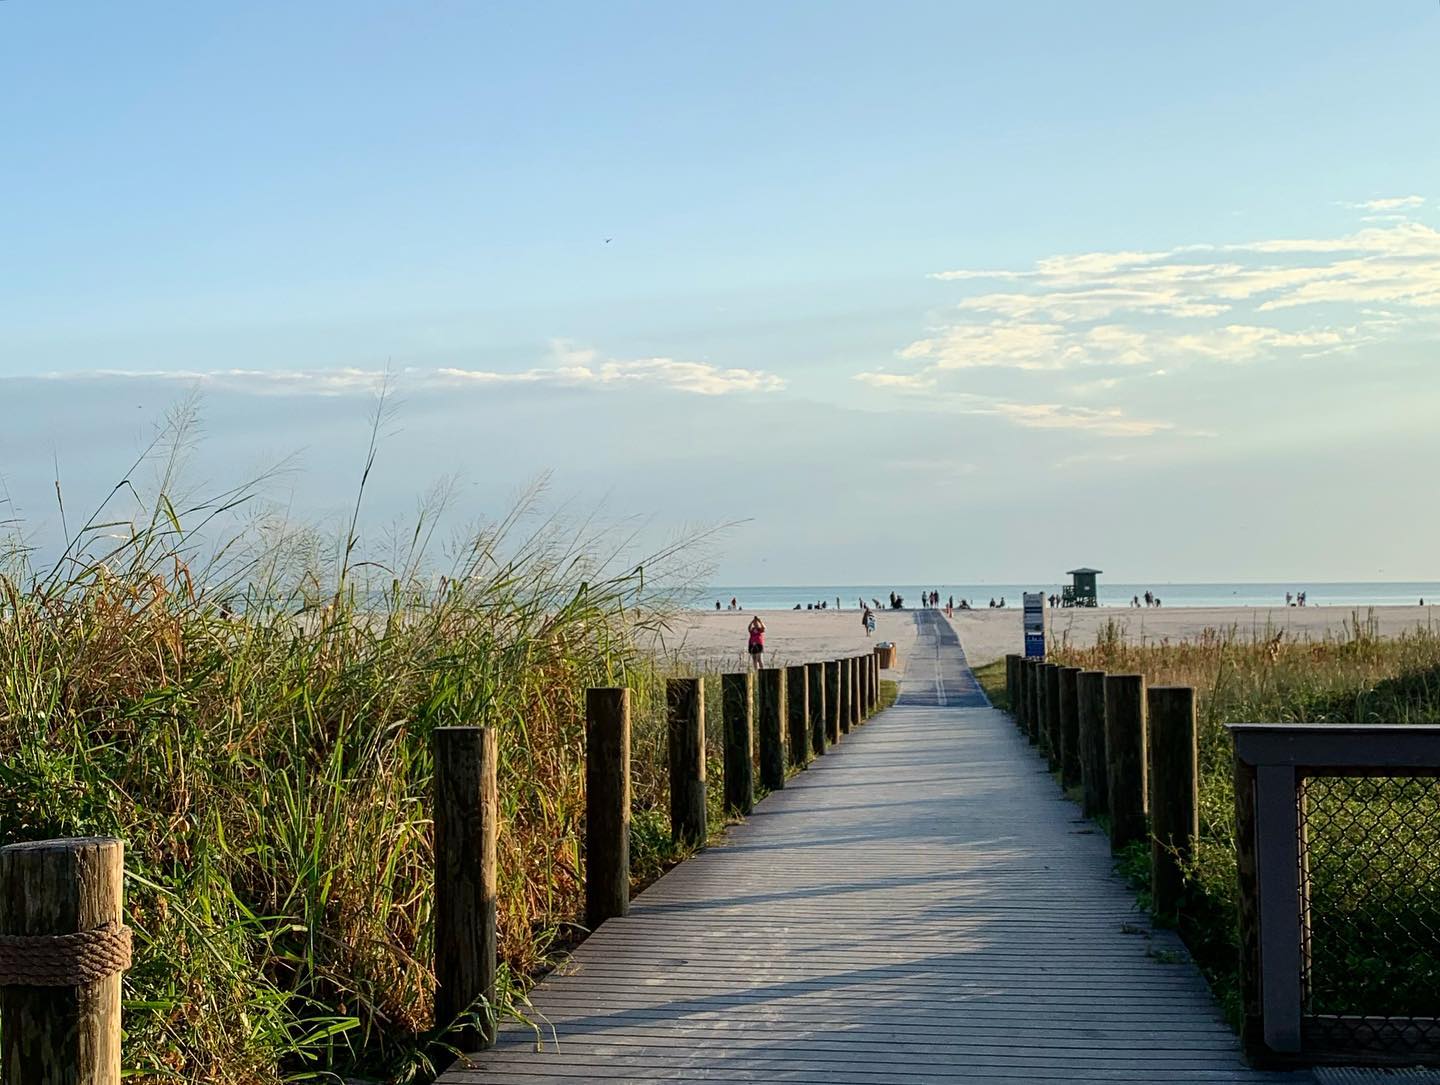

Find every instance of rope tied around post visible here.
[0,920,132,986]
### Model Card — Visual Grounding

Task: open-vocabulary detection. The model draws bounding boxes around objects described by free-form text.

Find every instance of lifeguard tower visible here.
[1062,567,1101,608]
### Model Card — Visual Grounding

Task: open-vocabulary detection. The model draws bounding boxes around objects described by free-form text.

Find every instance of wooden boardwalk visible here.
[442,611,1312,1083]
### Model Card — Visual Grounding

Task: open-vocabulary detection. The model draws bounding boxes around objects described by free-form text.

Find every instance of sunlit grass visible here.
[0,406,717,1083]
[1052,617,1440,1028]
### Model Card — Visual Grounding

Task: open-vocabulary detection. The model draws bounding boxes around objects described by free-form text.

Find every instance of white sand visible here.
[648,608,920,676]
[657,605,1440,674]
[951,605,1440,668]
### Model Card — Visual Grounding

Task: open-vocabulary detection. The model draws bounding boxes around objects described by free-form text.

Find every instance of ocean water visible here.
[698,583,1440,610]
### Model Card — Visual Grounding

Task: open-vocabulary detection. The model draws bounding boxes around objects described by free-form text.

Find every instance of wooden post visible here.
[871,648,881,706]
[1005,654,1020,720]
[837,658,852,735]
[1232,748,1265,1059]
[433,726,498,1049]
[721,672,754,816]
[1016,659,1031,737]
[1148,686,1198,924]
[0,837,125,1085]
[1043,664,1061,771]
[1059,666,1082,789]
[585,688,630,930]
[852,651,864,720]
[849,656,862,730]
[855,655,867,718]
[807,662,827,756]
[824,660,841,743]
[786,665,810,769]
[1077,670,1109,818]
[1027,660,1042,744]
[667,677,707,845]
[1104,674,1148,852]
[1035,662,1051,755]
[757,667,786,791]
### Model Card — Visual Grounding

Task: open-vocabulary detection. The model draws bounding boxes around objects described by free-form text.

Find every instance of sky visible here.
[2,2,1438,584]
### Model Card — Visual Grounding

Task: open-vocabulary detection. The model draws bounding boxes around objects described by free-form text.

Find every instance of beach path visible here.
[440,610,1310,1083]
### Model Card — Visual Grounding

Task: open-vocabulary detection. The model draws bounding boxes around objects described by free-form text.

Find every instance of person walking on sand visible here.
[747,616,766,669]
[862,606,876,637]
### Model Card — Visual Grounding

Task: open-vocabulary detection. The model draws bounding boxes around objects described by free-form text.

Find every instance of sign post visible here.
[1023,591,1045,658]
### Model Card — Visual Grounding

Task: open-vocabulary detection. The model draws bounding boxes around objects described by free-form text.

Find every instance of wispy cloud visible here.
[21,343,787,398]
[928,220,1440,324]
[1343,195,1425,212]
[863,202,1440,439]
[848,376,1171,437]
[986,401,1171,437]
[888,207,1436,385]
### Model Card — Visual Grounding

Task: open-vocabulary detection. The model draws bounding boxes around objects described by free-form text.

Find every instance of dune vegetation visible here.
[1050,616,1440,1026]
[0,416,725,1083]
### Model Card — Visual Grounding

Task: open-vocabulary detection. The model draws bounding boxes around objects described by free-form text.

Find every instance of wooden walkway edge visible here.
[441,611,1313,1083]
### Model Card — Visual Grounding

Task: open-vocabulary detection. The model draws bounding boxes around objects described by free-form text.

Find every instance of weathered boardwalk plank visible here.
[442,611,1310,1083]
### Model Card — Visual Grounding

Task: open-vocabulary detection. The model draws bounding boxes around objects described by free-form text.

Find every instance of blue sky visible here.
[2,2,1438,583]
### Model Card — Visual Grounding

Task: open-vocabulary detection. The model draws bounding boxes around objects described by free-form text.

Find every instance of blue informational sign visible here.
[1023,591,1045,658]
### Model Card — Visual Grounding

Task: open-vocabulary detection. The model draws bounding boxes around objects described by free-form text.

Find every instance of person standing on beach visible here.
[747,616,766,669]
[862,606,875,636]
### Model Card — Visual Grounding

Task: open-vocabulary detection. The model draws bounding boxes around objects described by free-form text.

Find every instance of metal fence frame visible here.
[1230,723,1440,1066]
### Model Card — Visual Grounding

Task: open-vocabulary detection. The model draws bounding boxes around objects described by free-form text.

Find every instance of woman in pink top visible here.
[747,616,766,669]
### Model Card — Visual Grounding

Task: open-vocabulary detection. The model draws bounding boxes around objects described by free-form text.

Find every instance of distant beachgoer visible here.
[747,616,766,669]
[863,607,875,636]
[836,596,841,611]
[1286,592,1293,607]
[716,600,721,610]
[730,596,737,610]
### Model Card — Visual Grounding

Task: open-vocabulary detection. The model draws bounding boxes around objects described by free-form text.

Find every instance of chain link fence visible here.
[1300,772,1440,1056]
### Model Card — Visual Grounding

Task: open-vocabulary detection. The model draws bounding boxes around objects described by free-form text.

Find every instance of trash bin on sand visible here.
[875,642,897,669]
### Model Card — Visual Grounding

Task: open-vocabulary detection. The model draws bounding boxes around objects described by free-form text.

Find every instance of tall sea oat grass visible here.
[1053,616,1440,1024]
[0,417,709,1083]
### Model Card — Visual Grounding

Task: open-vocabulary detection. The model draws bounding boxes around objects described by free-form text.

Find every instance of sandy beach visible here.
[649,608,923,676]
[657,604,1440,673]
